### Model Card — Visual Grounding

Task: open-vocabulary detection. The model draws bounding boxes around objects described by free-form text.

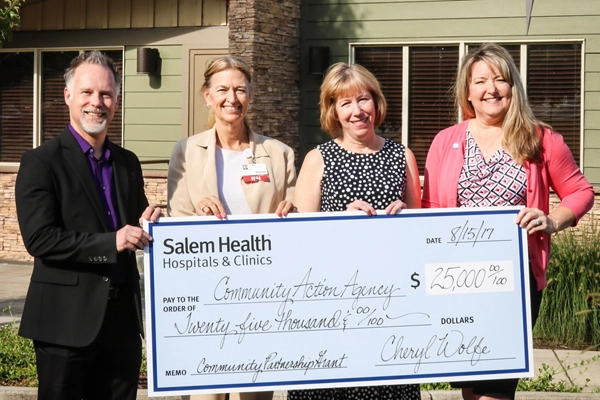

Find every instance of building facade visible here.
[0,0,598,260]
[0,0,301,260]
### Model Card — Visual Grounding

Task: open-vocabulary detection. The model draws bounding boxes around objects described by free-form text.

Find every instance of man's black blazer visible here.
[16,128,149,347]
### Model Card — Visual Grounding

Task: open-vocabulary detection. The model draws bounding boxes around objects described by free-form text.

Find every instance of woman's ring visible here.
[536,218,542,226]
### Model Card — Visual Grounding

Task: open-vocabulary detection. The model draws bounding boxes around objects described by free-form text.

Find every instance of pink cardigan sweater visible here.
[422,120,594,290]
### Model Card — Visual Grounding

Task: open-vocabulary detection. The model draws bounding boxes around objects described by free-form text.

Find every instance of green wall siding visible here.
[123,45,183,168]
[300,0,600,184]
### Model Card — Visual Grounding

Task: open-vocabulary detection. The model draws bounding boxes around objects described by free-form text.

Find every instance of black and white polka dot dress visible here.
[320,138,408,212]
[287,138,421,400]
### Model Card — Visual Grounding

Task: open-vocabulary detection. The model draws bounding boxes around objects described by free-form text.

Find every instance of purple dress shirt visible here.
[69,125,125,284]
[69,125,120,231]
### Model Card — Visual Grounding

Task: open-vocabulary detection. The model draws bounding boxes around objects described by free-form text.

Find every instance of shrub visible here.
[0,304,149,388]
[0,306,37,387]
[534,218,600,348]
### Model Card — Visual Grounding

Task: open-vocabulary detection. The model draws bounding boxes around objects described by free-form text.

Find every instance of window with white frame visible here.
[353,42,582,174]
[0,49,123,163]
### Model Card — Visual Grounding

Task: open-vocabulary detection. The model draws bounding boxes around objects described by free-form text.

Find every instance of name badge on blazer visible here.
[242,163,269,183]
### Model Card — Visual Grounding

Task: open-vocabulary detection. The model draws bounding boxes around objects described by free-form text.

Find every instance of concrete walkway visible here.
[2,262,599,399]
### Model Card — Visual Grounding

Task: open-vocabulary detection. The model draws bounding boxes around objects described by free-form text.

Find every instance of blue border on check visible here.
[145,207,531,394]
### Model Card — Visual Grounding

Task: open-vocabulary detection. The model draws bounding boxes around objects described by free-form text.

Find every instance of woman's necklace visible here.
[473,128,502,158]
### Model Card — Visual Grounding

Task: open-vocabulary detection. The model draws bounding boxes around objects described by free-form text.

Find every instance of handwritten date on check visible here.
[143,207,533,397]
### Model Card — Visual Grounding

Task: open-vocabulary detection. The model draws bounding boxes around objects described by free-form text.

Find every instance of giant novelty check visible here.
[143,207,533,397]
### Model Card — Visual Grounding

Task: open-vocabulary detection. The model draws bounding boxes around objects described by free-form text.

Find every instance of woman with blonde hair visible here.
[289,62,421,399]
[423,42,594,400]
[293,62,421,216]
[168,55,296,400]
[168,55,296,219]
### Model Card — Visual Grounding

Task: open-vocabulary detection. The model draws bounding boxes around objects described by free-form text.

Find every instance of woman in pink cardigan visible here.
[422,43,594,400]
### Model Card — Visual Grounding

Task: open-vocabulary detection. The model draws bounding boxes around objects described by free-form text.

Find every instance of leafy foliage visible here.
[518,354,600,392]
[0,0,24,47]
[0,305,37,386]
[421,354,600,393]
[0,304,148,388]
[534,218,600,348]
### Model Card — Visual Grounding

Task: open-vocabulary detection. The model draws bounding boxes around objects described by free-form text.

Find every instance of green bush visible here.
[421,353,600,393]
[534,219,600,348]
[0,304,148,388]
[0,306,37,387]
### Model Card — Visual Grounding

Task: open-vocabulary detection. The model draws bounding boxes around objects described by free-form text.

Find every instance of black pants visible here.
[34,290,141,400]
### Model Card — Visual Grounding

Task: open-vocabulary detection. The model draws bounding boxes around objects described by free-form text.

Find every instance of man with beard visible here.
[15,51,161,400]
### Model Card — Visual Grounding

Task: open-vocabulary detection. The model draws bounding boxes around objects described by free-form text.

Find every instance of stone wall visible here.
[0,172,24,261]
[144,173,168,210]
[228,0,301,151]
[0,172,168,262]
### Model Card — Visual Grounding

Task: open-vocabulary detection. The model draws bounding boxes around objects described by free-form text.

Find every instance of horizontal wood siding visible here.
[17,0,226,31]
[125,92,182,108]
[301,0,600,184]
[586,124,600,185]
[123,46,183,169]
[126,75,183,92]
[126,124,184,141]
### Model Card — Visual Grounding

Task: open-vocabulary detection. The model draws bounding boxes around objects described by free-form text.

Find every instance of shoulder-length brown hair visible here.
[455,43,544,163]
[319,62,387,137]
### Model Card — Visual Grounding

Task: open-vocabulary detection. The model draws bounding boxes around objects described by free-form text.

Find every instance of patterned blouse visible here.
[318,139,407,212]
[457,130,527,207]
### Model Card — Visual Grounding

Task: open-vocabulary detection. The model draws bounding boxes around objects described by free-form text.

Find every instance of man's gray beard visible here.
[80,116,108,135]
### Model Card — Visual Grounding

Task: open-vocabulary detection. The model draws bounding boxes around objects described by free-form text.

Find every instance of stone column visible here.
[228,0,301,151]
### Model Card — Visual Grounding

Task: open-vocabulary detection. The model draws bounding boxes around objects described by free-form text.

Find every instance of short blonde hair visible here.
[455,43,543,163]
[319,62,387,137]
[202,56,252,129]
